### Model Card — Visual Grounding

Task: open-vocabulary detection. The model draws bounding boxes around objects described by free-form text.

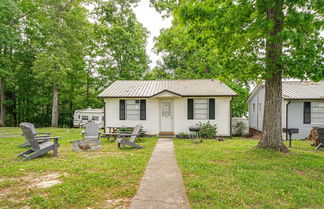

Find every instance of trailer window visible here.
[81,116,88,121]
[92,116,99,121]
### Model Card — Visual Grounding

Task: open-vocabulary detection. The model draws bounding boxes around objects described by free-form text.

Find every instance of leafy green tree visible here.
[151,0,323,151]
[151,16,250,117]
[31,0,92,127]
[0,0,22,126]
[93,0,149,86]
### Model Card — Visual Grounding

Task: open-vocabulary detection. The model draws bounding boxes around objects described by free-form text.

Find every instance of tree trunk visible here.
[256,0,288,152]
[51,83,59,127]
[0,78,5,127]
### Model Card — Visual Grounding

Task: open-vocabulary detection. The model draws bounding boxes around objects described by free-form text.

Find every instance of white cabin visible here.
[247,81,324,139]
[73,108,104,128]
[98,79,237,136]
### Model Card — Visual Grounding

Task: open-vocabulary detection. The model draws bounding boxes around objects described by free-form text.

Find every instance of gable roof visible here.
[247,81,324,102]
[98,79,237,98]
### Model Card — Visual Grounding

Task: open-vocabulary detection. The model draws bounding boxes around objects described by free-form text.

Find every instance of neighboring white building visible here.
[247,81,324,139]
[73,108,104,128]
[98,79,237,136]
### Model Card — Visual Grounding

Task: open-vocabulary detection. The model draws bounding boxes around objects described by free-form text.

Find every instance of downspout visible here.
[230,98,232,136]
[285,100,291,140]
[103,99,106,131]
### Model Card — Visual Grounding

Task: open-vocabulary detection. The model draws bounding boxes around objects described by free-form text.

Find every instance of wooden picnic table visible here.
[101,126,134,141]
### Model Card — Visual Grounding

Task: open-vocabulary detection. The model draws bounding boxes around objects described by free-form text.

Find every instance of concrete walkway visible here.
[130,138,190,209]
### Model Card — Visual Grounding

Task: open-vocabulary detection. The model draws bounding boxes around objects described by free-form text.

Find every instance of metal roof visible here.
[248,81,324,102]
[98,79,237,98]
[282,81,324,100]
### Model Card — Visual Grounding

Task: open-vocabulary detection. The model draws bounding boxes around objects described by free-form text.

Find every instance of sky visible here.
[133,0,172,68]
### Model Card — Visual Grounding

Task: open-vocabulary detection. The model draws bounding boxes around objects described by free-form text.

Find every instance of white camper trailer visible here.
[73,108,104,128]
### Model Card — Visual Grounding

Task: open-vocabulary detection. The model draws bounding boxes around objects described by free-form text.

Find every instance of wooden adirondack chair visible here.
[116,124,142,149]
[17,124,60,161]
[316,128,324,150]
[19,122,51,148]
[81,122,101,140]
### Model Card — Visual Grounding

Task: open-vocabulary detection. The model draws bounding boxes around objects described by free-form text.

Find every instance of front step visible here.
[158,132,175,138]
[158,135,175,138]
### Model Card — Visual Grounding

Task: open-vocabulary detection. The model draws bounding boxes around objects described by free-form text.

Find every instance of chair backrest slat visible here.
[130,125,142,143]
[19,122,37,135]
[85,122,100,137]
[20,124,40,150]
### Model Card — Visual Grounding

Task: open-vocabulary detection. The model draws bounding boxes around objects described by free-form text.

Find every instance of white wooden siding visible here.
[286,101,324,139]
[104,97,232,136]
[173,97,231,136]
[248,85,265,131]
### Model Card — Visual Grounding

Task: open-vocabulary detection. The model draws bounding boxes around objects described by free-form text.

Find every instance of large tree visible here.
[0,0,22,126]
[151,0,323,151]
[32,0,92,127]
[93,0,149,87]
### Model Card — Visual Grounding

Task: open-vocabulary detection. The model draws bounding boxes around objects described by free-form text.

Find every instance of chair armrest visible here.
[47,137,61,144]
[46,137,61,140]
[37,132,51,135]
[35,135,50,138]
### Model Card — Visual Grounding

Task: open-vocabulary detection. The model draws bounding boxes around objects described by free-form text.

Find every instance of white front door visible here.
[160,100,173,132]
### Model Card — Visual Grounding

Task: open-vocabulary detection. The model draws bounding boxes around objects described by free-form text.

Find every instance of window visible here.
[252,103,256,113]
[81,116,88,121]
[304,102,311,124]
[78,115,80,119]
[92,116,99,121]
[102,116,104,121]
[126,100,140,120]
[311,102,324,124]
[193,99,208,119]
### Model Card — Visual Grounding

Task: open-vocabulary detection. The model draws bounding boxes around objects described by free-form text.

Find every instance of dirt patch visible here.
[103,198,132,209]
[26,173,63,189]
[294,169,306,176]
[0,172,65,201]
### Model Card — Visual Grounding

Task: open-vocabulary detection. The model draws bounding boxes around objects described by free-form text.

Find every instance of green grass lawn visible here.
[0,127,157,209]
[174,138,324,209]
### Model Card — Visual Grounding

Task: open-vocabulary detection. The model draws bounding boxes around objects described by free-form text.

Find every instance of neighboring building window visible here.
[78,115,80,119]
[311,102,324,124]
[193,99,209,119]
[92,116,99,121]
[126,100,140,120]
[304,102,311,124]
[81,116,88,121]
[253,103,256,113]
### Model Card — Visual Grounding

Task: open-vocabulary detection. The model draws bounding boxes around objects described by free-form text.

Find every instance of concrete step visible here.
[158,135,175,138]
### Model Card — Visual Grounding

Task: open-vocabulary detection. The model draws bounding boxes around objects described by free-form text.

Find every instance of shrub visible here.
[233,121,246,136]
[177,132,189,139]
[198,121,217,139]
